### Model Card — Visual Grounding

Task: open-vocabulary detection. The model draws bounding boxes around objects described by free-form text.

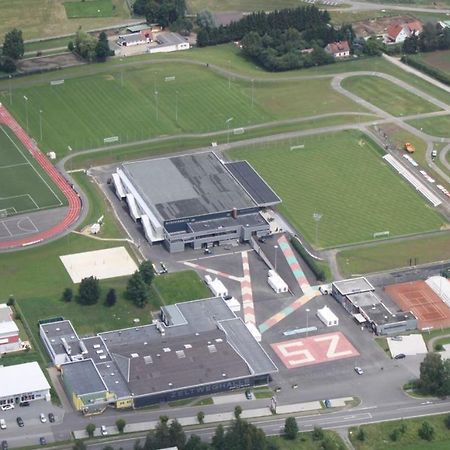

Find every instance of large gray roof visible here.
[120,152,257,222]
[62,359,107,396]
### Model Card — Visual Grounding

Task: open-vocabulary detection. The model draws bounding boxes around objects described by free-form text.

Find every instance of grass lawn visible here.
[337,232,450,277]
[0,124,65,214]
[228,130,445,248]
[2,63,368,156]
[64,0,116,18]
[408,115,450,138]
[349,413,450,450]
[342,75,442,116]
[152,271,211,305]
[25,36,75,53]
[269,430,346,449]
[0,0,130,41]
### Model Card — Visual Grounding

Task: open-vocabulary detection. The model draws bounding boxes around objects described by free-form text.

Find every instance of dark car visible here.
[19,402,30,407]
[48,413,55,423]
[394,353,406,359]
[16,417,24,427]
[1,441,8,450]
[39,437,46,446]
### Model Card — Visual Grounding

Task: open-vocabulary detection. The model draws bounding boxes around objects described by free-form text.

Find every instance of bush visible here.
[6,297,15,306]
[418,421,435,441]
[312,426,325,441]
[290,237,326,281]
[435,343,444,351]
[445,414,450,429]
[284,417,299,440]
[390,428,401,441]
[62,288,73,303]
[356,427,366,442]
[197,411,205,424]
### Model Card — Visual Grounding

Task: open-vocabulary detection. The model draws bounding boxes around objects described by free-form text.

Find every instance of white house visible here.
[324,41,350,58]
[0,304,21,353]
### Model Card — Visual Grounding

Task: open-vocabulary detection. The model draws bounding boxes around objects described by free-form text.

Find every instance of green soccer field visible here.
[228,130,445,248]
[64,0,116,18]
[341,75,441,117]
[1,62,368,156]
[0,125,65,215]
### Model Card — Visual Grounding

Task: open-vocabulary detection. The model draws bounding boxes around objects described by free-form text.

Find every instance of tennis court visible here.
[0,124,63,217]
[385,280,450,329]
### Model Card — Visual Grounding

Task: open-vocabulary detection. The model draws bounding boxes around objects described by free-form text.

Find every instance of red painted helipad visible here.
[271,331,359,369]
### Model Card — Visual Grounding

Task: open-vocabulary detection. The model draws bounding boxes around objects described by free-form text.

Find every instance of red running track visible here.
[0,105,81,249]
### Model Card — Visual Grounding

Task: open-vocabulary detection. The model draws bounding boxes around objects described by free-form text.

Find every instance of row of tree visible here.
[403,22,450,54]
[0,28,24,73]
[133,0,189,31]
[417,352,450,397]
[61,260,155,308]
[68,29,114,62]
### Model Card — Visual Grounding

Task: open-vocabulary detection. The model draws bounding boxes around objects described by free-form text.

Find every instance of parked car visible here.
[39,437,46,445]
[19,402,30,407]
[354,366,364,375]
[39,413,46,424]
[245,389,252,400]
[0,419,6,430]
[48,413,55,423]
[16,417,24,427]
[100,425,107,436]
[324,399,332,408]
[394,353,406,359]
[1,440,8,450]
[0,405,13,412]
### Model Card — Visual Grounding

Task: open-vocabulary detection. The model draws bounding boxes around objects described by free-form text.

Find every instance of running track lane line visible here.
[0,106,81,249]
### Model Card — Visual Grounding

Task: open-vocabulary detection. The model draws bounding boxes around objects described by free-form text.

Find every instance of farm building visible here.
[117,32,152,47]
[317,306,339,327]
[41,298,277,414]
[324,41,350,58]
[0,362,51,408]
[332,278,417,335]
[112,152,281,252]
[386,20,422,43]
[0,303,21,353]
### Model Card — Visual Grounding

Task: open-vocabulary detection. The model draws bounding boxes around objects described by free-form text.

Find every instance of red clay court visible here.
[385,280,450,330]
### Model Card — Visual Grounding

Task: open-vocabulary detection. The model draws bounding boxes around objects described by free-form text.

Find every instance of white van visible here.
[0,419,6,430]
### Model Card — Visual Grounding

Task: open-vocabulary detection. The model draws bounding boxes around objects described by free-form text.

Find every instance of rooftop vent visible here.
[208,344,217,353]
[131,353,139,358]
[99,355,107,360]
[215,338,223,343]
[184,344,192,349]
[176,350,186,359]
[163,347,171,353]
[55,328,60,332]
[144,355,153,364]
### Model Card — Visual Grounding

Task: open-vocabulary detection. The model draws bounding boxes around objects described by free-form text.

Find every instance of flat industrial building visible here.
[112,152,281,252]
[0,362,51,407]
[40,298,278,414]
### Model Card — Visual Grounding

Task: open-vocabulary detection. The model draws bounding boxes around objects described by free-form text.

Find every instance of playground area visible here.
[385,280,450,330]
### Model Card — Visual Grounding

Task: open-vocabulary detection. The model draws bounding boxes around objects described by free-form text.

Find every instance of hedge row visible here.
[401,55,450,86]
[290,237,326,281]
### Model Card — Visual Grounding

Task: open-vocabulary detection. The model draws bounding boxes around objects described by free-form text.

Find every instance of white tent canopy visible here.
[426,276,450,307]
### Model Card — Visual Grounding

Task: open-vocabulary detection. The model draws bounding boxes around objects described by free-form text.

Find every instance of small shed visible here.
[268,270,288,294]
[317,306,339,327]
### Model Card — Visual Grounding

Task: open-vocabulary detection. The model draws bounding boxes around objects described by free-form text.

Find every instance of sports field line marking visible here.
[0,125,64,208]
[15,217,38,234]
[26,194,40,210]
[0,162,29,170]
[1,221,12,237]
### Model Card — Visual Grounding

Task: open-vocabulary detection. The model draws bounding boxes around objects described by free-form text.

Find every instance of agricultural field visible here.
[408,115,450,138]
[1,62,369,156]
[0,125,65,214]
[228,130,445,248]
[63,0,116,18]
[0,0,130,41]
[414,49,450,76]
[341,75,442,116]
[337,232,450,276]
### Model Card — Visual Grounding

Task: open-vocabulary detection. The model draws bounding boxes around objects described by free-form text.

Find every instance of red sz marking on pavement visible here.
[271,331,359,369]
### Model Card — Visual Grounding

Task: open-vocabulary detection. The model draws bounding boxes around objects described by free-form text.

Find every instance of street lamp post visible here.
[155,90,159,121]
[39,110,43,141]
[226,117,234,144]
[313,212,323,248]
[251,79,254,108]
[306,308,310,336]
[23,95,29,133]
[8,75,12,105]
[175,90,178,123]
[274,245,279,272]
